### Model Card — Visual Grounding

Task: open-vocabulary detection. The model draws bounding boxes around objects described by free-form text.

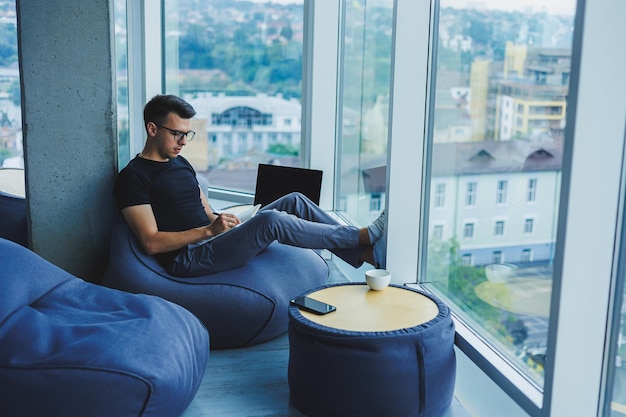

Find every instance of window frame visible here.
[388,0,626,416]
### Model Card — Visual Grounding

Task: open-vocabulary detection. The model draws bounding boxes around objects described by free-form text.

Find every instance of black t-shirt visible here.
[114,155,210,265]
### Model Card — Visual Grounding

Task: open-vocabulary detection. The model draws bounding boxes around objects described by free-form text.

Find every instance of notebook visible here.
[253,163,323,207]
[204,203,261,242]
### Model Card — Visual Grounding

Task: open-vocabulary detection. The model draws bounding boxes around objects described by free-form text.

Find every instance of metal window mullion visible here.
[544,0,626,416]
[305,0,340,210]
[385,0,432,283]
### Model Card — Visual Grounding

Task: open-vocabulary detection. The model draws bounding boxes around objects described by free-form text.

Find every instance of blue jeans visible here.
[167,192,365,277]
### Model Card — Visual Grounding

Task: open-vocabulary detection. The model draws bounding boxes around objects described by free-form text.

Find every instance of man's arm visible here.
[199,185,219,223]
[121,203,239,256]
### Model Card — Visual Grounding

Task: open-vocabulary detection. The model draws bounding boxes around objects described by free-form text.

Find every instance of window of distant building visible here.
[492,251,503,264]
[494,220,505,236]
[465,182,477,206]
[524,218,535,234]
[434,183,446,208]
[212,107,272,128]
[433,224,444,240]
[497,180,508,204]
[528,178,538,202]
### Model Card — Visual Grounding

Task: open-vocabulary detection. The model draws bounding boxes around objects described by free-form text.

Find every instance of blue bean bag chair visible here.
[102,220,329,349]
[0,238,209,417]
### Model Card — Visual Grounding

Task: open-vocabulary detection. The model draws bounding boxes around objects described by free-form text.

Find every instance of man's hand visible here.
[209,212,241,235]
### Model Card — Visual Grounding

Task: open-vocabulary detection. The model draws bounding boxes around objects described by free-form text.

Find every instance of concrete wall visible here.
[17,0,118,282]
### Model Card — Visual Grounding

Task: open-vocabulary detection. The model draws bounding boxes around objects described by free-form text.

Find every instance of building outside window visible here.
[424,0,576,391]
[336,0,393,225]
[162,0,304,193]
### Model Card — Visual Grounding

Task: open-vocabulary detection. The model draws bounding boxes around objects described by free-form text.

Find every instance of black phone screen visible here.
[290,296,336,315]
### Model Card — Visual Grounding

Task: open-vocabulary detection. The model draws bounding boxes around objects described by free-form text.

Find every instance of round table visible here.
[288,283,456,417]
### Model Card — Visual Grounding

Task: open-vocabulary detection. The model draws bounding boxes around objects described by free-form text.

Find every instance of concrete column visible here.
[17,0,117,282]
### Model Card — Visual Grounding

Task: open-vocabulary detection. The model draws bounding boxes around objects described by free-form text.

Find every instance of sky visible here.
[442,0,577,16]
[236,0,577,17]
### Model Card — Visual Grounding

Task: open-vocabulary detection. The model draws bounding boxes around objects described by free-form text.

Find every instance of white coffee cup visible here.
[365,269,391,291]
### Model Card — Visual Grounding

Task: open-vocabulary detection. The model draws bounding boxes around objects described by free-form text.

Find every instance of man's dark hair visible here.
[143,94,196,132]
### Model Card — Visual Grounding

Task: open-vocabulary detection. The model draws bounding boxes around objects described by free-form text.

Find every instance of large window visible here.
[163,0,304,194]
[424,0,576,390]
[336,0,393,225]
[607,272,626,415]
[114,0,129,167]
[0,1,22,171]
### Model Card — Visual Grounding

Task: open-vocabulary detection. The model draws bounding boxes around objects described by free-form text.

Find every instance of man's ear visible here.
[146,121,158,138]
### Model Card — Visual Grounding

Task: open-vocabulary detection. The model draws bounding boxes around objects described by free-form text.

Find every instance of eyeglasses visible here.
[156,124,196,142]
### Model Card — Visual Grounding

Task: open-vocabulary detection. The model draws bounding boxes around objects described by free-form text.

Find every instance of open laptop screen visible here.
[254,164,323,207]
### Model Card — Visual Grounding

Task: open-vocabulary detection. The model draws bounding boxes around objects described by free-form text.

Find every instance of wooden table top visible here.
[299,284,439,332]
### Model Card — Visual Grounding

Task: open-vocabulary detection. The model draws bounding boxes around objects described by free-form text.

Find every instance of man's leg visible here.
[261,192,371,267]
[260,192,336,224]
[168,196,366,277]
[168,192,382,277]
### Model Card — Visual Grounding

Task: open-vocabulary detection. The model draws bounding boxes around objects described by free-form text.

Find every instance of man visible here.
[114,94,386,277]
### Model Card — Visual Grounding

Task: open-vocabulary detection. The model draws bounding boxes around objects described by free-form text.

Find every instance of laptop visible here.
[254,163,323,207]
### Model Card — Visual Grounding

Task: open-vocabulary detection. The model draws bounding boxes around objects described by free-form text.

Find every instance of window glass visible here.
[607,193,626,415]
[608,275,626,415]
[163,0,304,193]
[0,0,22,173]
[336,0,393,224]
[424,0,576,388]
[114,0,129,168]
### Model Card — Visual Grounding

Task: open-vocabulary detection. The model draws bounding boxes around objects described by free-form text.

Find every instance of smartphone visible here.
[290,296,336,315]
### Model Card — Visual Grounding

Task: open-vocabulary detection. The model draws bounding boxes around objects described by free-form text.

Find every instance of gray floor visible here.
[181,255,472,417]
